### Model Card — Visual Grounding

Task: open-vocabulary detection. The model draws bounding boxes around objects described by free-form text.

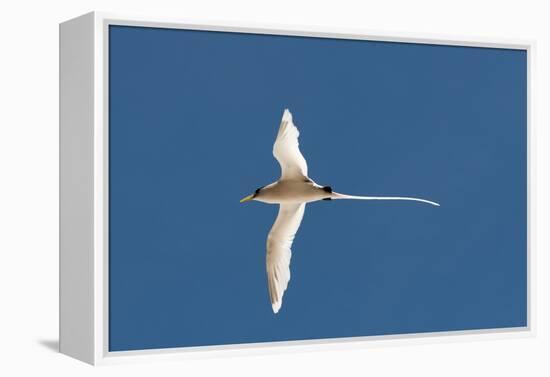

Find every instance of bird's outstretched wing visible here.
[266,203,306,313]
[273,109,308,180]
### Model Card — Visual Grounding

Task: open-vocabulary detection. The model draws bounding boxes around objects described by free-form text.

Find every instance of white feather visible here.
[266,203,306,313]
[273,109,308,180]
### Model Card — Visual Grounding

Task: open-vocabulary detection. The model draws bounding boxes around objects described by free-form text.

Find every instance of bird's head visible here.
[240,187,263,203]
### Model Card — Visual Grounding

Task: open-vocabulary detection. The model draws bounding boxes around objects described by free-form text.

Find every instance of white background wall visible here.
[0,0,548,375]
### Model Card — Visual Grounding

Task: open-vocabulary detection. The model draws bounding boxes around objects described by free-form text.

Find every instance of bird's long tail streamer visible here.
[331,192,440,207]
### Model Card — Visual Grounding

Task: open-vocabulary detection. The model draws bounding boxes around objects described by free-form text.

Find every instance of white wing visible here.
[266,203,306,313]
[273,109,308,180]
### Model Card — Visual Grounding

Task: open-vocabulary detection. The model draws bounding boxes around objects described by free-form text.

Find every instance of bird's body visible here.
[241,109,440,314]
[253,180,329,204]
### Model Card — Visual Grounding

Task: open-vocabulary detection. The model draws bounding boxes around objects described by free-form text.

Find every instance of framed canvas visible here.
[59,11,534,365]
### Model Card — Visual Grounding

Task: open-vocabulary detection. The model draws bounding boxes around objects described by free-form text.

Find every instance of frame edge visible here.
[59,11,96,365]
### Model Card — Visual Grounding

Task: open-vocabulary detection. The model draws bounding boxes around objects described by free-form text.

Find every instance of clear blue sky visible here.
[108,25,527,351]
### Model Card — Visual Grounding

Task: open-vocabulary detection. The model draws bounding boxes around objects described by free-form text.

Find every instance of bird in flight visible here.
[240,109,440,314]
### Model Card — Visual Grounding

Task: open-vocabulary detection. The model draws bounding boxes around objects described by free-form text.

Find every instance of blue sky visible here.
[108,25,527,351]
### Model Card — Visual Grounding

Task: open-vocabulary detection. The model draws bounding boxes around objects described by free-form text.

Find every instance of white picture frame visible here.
[59,11,535,365]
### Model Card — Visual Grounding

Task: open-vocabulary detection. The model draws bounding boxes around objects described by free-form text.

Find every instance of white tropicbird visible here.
[240,109,440,314]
